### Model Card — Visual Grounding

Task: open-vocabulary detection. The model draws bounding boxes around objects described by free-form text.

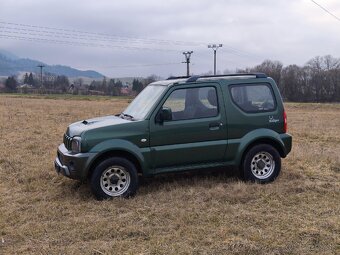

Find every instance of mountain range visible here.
[0,49,104,78]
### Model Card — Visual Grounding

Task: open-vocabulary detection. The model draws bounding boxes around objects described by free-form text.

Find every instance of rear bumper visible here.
[279,133,292,157]
[54,144,96,180]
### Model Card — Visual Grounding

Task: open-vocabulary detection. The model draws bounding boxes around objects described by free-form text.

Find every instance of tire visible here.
[90,157,138,200]
[241,144,281,183]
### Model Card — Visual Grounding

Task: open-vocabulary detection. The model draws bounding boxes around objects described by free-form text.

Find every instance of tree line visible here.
[1,55,339,102]
[237,55,340,102]
[1,72,156,95]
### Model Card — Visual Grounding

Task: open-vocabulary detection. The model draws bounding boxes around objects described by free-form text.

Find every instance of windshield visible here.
[123,85,167,120]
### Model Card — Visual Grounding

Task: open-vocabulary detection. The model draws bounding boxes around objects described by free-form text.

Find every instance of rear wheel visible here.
[241,144,281,183]
[90,157,138,200]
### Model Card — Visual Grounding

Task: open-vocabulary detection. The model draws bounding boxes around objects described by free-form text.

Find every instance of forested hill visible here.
[0,50,103,78]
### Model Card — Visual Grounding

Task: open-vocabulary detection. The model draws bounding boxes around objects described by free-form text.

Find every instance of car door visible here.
[149,83,228,171]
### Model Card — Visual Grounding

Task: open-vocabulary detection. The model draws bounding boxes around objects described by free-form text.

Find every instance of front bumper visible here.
[54,144,96,180]
[54,156,71,176]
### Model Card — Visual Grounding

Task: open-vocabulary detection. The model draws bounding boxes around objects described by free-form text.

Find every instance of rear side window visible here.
[230,84,276,112]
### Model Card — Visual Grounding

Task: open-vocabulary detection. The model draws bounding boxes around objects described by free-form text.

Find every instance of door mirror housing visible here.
[156,107,172,124]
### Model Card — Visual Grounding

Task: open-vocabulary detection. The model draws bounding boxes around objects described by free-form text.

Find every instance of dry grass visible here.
[0,95,339,255]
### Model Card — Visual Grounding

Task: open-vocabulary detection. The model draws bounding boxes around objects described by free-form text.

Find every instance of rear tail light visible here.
[283,110,287,133]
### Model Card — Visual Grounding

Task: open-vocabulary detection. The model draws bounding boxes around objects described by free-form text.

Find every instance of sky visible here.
[0,0,339,78]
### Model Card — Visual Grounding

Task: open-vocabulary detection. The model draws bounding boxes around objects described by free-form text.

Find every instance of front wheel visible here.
[90,157,138,200]
[241,144,281,183]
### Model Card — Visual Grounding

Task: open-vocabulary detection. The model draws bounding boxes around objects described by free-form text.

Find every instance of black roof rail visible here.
[253,73,267,78]
[186,75,201,83]
[167,73,267,82]
[199,73,267,79]
[166,76,189,80]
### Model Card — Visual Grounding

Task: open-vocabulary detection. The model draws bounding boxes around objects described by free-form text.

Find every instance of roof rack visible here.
[184,73,267,82]
[166,73,267,83]
[166,76,189,80]
[186,75,201,82]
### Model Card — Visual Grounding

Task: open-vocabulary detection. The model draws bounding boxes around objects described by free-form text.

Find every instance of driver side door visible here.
[149,83,227,172]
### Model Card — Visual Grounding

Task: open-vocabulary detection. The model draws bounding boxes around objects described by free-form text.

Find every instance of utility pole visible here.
[208,44,223,75]
[182,51,193,76]
[37,65,45,88]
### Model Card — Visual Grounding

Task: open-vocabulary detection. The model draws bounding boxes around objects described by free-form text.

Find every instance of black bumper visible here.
[54,144,96,180]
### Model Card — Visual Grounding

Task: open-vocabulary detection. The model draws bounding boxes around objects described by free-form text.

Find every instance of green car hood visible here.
[66,115,129,137]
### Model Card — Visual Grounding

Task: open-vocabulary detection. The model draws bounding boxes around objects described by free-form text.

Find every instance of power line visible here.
[0,21,202,47]
[0,27,188,51]
[0,29,259,60]
[0,20,257,59]
[0,34,179,52]
[309,0,340,22]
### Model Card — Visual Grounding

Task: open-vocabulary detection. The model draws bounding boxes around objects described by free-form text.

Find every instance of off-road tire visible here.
[90,157,138,200]
[241,144,281,183]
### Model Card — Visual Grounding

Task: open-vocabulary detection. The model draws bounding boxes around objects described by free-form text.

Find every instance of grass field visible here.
[0,95,339,254]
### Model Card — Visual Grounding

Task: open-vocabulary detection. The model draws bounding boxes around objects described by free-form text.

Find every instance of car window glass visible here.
[231,84,275,112]
[163,87,218,121]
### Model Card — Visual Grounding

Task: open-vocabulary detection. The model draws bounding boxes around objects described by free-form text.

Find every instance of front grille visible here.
[63,133,72,151]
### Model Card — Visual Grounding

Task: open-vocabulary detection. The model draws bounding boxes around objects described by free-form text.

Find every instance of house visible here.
[17,84,33,93]
[120,86,132,96]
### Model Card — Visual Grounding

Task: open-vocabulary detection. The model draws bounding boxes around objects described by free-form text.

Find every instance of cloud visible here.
[0,0,339,77]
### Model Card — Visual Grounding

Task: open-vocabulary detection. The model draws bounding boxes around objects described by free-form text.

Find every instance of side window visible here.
[163,87,218,121]
[230,84,276,112]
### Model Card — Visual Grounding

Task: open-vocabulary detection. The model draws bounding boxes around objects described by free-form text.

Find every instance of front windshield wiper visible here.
[119,112,135,120]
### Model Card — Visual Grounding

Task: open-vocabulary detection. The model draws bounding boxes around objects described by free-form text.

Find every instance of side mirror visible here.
[156,107,172,124]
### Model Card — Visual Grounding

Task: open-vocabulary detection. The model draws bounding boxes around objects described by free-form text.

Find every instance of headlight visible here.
[71,136,81,153]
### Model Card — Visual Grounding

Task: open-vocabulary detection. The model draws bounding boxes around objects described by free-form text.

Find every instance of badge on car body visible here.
[269,116,279,123]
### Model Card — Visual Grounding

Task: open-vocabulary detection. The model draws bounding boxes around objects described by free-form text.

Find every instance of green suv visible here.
[54,73,292,199]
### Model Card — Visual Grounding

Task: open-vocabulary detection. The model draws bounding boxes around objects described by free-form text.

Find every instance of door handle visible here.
[209,122,222,130]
